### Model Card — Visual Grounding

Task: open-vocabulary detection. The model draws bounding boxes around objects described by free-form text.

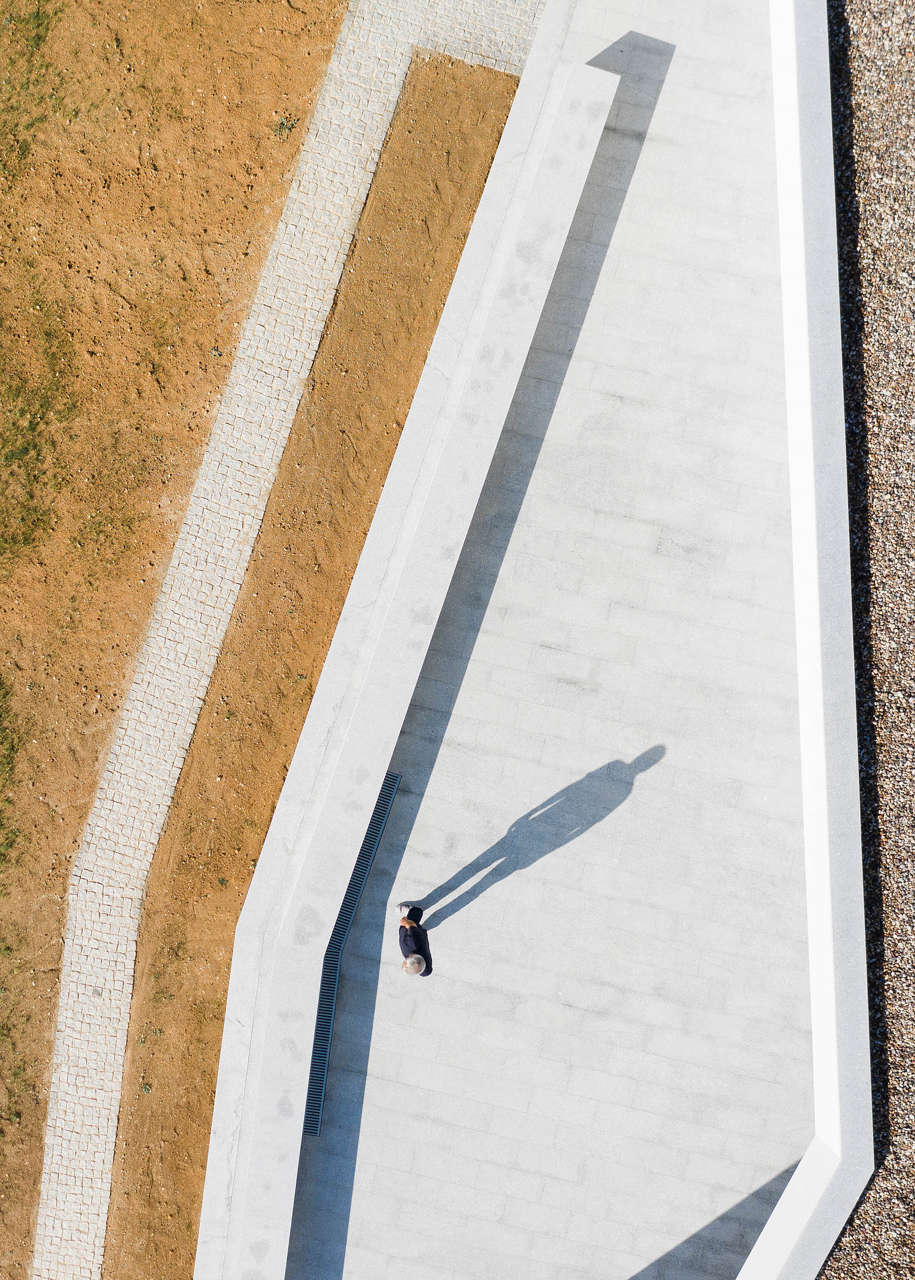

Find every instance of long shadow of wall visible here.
[285,33,675,1279]
[284,855,398,1279]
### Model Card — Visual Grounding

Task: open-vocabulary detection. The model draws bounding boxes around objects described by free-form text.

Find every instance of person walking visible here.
[396,903,433,976]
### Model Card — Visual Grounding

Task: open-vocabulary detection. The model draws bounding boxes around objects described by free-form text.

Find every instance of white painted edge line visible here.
[738,0,873,1274]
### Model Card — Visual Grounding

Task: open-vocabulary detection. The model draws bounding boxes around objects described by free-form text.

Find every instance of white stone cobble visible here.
[30,1,543,1277]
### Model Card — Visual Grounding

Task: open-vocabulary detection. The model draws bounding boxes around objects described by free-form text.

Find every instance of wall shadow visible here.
[285,853,396,1279]
[285,32,674,1279]
[628,1167,796,1279]
[420,747,665,928]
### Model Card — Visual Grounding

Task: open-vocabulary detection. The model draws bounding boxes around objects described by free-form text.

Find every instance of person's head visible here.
[402,953,425,976]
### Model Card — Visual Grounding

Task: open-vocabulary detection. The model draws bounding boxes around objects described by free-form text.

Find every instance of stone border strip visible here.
[31,2,544,1277]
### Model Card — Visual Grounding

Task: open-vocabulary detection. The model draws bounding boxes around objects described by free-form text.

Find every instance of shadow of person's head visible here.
[606,743,666,782]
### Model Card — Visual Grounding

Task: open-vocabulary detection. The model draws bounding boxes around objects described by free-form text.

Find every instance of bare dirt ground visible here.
[100,54,516,1280]
[0,1,349,1274]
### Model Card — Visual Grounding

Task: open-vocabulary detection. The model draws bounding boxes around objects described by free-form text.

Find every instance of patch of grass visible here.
[0,0,63,183]
[0,868,27,1132]
[0,929,34,1133]
[273,114,299,140]
[70,504,138,565]
[0,5,78,558]
[165,934,186,963]
[0,679,20,877]
[0,286,76,559]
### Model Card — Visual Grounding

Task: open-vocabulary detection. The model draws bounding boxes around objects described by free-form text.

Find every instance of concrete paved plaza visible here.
[284,2,814,1277]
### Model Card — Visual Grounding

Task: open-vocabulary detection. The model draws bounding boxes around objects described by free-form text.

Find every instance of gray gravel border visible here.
[822,0,915,1274]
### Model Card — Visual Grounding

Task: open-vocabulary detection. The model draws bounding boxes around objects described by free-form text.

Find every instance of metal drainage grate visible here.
[302,770,402,1137]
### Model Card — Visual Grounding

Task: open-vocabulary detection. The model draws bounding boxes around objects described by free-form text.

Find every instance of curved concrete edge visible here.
[738,0,874,1274]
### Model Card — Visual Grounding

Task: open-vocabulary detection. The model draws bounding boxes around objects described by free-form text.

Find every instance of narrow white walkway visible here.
[32,2,542,1276]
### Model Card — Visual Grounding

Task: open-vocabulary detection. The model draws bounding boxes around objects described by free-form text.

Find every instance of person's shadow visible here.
[419,745,666,929]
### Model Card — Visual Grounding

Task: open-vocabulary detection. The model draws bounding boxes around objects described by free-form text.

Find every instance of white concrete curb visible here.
[737,0,874,1273]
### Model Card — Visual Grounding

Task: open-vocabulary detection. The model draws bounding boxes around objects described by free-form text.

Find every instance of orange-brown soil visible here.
[101,54,517,1280]
[0,1,348,1274]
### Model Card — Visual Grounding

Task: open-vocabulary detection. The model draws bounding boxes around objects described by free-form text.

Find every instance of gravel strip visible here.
[820,0,915,1275]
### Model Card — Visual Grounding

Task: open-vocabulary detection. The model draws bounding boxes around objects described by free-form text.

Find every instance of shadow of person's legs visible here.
[423,855,517,930]
[418,836,510,911]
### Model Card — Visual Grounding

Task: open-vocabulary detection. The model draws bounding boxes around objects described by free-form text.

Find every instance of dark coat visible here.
[399,907,432,976]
